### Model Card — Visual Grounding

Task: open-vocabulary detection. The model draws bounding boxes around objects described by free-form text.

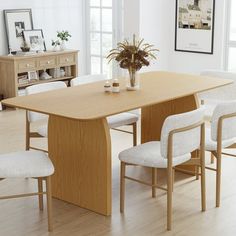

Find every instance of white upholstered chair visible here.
[118,108,206,230]
[198,70,236,164]
[198,70,236,119]
[25,81,67,151]
[0,150,54,231]
[70,75,139,146]
[205,101,236,207]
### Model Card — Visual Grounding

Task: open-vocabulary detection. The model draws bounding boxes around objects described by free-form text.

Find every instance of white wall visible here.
[139,0,227,74]
[0,0,227,75]
[0,0,86,74]
[123,0,140,39]
[139,0,169,71]
[165,0,226,74]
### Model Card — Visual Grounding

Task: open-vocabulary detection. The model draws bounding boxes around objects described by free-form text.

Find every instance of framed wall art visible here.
[23,29,46,52]
[4,9,33,53]
[175,0,215,54]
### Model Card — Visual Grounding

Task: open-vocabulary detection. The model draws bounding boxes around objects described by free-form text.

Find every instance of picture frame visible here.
[28,71,39,82]
[175,0,215,54]
[4,9,34,53]
[23,29,46,52]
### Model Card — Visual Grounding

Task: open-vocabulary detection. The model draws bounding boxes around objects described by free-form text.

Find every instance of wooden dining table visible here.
[2,71,232,216]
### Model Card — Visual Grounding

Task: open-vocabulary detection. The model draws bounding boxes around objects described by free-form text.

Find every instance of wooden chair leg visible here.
[120,162,126,213]
[211,152,214,164]
[132,123,137,146]
[167,166,173,231]
[46,176,53,232]
[200,155,206,211]
[38,178,44,211]
[195,165,199,180]
[152,168,157,198]
[216,152,222,207]
[172,168,175,192]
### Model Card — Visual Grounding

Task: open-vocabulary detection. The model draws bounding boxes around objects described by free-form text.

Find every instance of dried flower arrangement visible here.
[107,34,159,89]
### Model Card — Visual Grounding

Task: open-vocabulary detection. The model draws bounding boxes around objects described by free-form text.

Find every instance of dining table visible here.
[2,71,232,216]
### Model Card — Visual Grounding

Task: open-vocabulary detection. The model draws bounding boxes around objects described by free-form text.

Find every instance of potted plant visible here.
[57,30,72,50]
[107,35,159,90]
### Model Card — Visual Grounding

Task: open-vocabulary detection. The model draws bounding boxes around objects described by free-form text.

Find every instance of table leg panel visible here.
[141,95,199,142]
[48,115,111,216]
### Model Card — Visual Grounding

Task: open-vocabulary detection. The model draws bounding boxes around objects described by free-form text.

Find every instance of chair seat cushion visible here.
[37,124,48,137]
[107,112,139,129]
[119,141,191,168]
[0,150,54,178]
[205,128,236,151]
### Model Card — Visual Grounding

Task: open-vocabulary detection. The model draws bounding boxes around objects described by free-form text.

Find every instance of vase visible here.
[60,40,66,50]
[53,45,60,52]
[126,68,140,91]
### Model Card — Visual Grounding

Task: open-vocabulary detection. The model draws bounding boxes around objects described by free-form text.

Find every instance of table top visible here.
[2,71,232,120]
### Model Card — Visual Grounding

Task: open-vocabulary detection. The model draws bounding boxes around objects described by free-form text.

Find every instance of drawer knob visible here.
[65,58,69,62]
[47,61,50,64]
[26,64,30,67]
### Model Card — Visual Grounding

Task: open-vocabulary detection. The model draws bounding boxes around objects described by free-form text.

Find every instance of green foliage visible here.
[56,31,72,41]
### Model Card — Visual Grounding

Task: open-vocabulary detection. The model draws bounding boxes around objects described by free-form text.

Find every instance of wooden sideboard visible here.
[0,50,78,98]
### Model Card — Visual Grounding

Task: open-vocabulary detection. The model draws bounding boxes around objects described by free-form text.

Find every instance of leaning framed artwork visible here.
[4,9,34,53]
[23,29,46,52]
[175,0,215,54]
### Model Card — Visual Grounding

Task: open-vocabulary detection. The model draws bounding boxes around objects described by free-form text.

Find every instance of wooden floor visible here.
[1,109,236,236]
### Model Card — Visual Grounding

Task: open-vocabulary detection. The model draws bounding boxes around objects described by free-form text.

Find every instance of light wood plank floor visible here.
[1,109,236,236]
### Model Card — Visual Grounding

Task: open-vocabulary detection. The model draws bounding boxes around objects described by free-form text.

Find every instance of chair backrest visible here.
[211,101,236,141]
[198,70,236,101]
[70,74,107,87]
[160,108,204,158]
[25,81,67,122]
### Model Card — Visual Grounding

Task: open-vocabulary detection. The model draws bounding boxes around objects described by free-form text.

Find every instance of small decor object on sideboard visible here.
[28,71,38,82]
[57,30,72,50]
[107,34,159,91]
[40,70,52,80]
[4,9,34,53]
[23,29,46,52]
[20,40,30,52]
[52,39,60,51]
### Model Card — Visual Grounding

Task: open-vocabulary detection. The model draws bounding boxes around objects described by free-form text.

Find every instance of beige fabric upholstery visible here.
[0,150,54,178]
[37,124,48,137]
[205,128,236,151]
[119,108,204,168]
[198,71,236,119]
[25,81,67,122]
[161,108,205,158]
[119,142,191,168]
[211,101,236,141]
[108,113,138,128]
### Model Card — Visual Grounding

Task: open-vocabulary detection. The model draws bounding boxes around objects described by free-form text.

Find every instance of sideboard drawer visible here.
[39,57,57,68]
[18,60,37,72]
[59,54,76,65]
